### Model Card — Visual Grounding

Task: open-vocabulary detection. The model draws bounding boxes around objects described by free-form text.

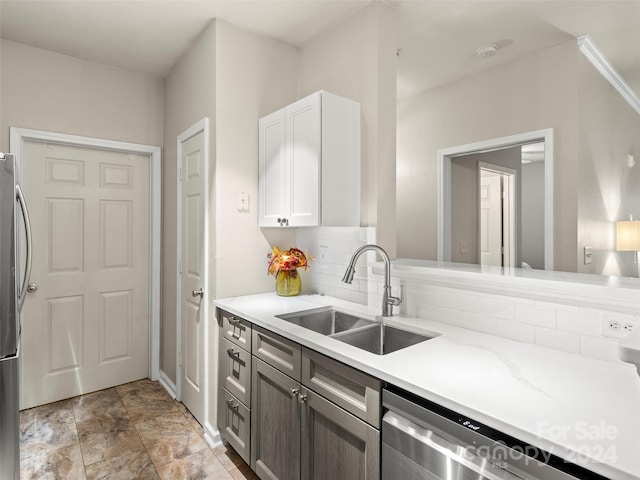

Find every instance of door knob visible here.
[27,283,38,293]
[192,288,204,298]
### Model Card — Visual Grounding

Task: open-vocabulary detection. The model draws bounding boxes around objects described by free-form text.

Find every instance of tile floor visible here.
[20,379,258,480]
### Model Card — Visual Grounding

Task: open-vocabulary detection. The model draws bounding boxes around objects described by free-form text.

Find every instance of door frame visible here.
[10,127,162,381]
[437,128,554,270]
[175,118,210,406]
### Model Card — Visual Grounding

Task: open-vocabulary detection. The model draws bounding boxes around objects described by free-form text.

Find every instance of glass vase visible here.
[275,269,301,297]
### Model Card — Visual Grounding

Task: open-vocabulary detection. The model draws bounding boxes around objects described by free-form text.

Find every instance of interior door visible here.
[21,141,150,409]
[480,170,503,266]
[179,127,207,425]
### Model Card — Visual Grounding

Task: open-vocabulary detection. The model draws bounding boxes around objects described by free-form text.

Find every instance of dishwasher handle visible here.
[383,410,525,480]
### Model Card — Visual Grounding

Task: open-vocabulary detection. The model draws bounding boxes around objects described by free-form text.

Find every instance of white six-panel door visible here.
[21,141,150,409]
[480,170,503,267]
[179,127,207,425]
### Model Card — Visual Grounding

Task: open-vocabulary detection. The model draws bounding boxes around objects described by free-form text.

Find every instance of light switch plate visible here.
[584,246,592,265]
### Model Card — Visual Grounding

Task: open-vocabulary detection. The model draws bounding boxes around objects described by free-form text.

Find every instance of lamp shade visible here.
[616,220,640,251]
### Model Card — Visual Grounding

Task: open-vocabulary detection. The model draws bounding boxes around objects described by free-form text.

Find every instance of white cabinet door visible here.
[286,93,321,227]
[259,109,287,227]
[258,91,360,228]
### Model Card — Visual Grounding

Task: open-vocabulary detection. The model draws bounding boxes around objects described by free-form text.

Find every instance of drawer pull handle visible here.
[227,348,240,358]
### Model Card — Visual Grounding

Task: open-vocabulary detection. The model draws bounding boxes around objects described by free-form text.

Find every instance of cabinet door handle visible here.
[227,348,240,358]
[226,399,240,411]
[290,388,299,397]
[299,394,308,403]
[227,316,242,339]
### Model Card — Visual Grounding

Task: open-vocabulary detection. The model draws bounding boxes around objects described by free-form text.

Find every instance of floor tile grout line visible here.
[69,396,89,480]
[115,383,162,478]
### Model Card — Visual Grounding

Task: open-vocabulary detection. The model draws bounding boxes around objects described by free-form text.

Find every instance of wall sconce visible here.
[616,219,640,266]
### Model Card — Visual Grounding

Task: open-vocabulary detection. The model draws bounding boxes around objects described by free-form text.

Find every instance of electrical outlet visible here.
[603,316,639,338]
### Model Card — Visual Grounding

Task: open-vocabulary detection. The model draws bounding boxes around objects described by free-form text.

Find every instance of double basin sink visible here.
[276,307,433,355]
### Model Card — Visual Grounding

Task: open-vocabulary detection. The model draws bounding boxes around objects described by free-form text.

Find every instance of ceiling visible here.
[1,0,639,100]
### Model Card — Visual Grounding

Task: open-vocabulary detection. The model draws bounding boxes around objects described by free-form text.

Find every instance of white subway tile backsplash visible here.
[557,310,601,336]
[296,227,630,362]
[496,320,535,344]
[534,301,580,312]
[535,327,581,354]
[580,336,621,362]
[421,305,498,335]
[296,226,375,307]
[514,305,557,329]
[421,289,515,321]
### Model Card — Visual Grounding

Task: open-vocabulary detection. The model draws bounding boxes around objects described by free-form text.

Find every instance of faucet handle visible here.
[387,285,404,307]
[388,295,402,306]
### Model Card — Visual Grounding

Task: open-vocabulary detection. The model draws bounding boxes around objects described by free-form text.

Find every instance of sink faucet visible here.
[341,244,402,317]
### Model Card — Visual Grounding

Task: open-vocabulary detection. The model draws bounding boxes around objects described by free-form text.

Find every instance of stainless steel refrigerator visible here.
[0,152,32,480]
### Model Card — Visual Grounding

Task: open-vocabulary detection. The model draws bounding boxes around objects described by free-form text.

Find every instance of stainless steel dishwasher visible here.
[382,387,609,480]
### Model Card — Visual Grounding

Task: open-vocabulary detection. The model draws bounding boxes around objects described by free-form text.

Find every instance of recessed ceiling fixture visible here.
[476,43,498,58]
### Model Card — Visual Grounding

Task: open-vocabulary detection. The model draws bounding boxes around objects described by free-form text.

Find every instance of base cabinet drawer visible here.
[218,388,251,465]
[220,310,252,351]
[253,325,301,381]
[302,348,381,428]
[220,338,251,406]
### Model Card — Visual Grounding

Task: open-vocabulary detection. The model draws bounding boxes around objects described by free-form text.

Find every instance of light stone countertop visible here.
[213,292,640,480]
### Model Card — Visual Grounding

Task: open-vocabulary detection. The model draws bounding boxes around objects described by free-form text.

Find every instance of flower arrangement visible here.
[267,246,311,276]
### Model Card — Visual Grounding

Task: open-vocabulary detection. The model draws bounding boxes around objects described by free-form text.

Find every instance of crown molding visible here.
[577,34,640,115]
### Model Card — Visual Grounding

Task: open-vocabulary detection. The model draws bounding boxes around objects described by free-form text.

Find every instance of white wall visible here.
[163,21,298,391]
[521,161,546,269]
[576,54,640,277]
[213,20,298,300]
[163,22,218,385]
[0,39,163,151]
[298,1,398,257]
[397,40,579,272]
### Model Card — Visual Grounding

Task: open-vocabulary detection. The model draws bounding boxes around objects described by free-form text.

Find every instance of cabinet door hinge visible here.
[179,167,183,182]
[178,351,183,368]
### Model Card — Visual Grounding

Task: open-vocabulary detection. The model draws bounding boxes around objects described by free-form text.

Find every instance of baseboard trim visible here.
[158,370,177,399]
[204,423,222,449]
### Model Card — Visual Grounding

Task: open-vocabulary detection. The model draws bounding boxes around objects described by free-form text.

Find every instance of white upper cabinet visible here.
[258,91,360,227]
